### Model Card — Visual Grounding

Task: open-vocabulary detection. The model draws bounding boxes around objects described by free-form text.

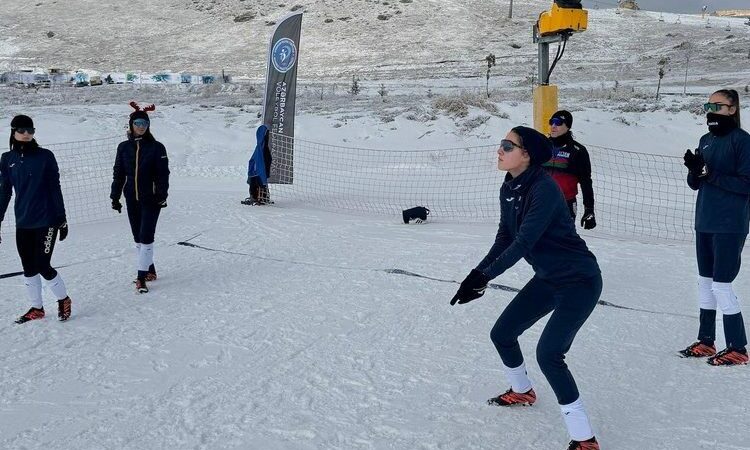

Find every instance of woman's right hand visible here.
[450,269,489,305]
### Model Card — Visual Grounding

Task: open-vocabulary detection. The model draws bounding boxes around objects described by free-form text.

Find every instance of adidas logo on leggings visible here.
[44,228,54,254]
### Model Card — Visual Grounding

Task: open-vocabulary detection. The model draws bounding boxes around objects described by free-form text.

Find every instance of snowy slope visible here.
[2,0,749,87]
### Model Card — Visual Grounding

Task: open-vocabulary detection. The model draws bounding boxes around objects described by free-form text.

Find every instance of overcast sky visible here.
[583,0,750,13]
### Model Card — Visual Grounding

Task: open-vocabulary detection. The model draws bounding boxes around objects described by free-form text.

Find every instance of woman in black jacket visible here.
[110,103,170,294]
[0,115,72,323]
[681,89,749,366]
[451,126,602,450]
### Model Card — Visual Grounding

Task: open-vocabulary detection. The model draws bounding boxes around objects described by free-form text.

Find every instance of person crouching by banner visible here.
[110,102,170,294]
[0,115,72,323]
[243,125,273,206]
[450,126,603,450]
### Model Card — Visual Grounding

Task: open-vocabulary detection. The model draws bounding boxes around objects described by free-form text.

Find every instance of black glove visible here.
[580,208,596,230]
[112,199,122,213]
[450,269,489,305]
[684,150,707,178]
[58,221,68,241]
[155,198,168,209]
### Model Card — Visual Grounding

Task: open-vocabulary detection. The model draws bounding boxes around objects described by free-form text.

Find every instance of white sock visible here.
[24,275,43,309]
[561,397,595,442]
[138,243,153,272]
[712,282,741,315]
[502,362,533,394]
[698,276,716,310]
[45,274,68,300]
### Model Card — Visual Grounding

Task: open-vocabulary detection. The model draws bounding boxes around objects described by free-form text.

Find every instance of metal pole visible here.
[508,0,513,19]
[538,42,549,85]
[683,52,690,95]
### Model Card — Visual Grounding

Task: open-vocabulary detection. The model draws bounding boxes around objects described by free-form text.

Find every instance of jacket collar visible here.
[504,165,542,194]
[550,132,572,147]
[11,139,39,153]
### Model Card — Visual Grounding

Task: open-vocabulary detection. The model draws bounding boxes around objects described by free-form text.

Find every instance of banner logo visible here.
[272,38,297,73]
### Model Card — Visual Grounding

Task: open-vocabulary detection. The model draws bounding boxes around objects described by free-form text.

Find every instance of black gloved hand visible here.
[155,198,168,209]
[112,199,122,213]
[684,149,707,178]
[450,269,489,305]
[580,208,596,230]
[58,221,68,241]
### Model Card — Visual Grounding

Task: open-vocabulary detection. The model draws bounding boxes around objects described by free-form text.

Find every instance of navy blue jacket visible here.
[110,137,170,205]
[476,165,600,283]
[688,127,750,234]
[0,141,66,229]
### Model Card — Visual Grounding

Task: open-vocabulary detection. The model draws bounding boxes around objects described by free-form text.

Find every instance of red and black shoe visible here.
[487,388,536,407]
[678,341,716,358]
[135,278,149,294]
[15,307,45,324]
[145,264,157,282]
[567,437,600,450]
[58,297,72,322]
[707,347,749,366]
[133,265,157,283]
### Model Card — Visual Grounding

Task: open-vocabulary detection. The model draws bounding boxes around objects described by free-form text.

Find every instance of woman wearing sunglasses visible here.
[451,126,602,450]
[110,102,170,294]
[680,89,749,366]
[544,110,596,229]
[0,115,72,323]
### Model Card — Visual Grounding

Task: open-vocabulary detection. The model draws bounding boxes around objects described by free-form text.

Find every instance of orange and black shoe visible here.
[567,437,600,450]
[15,307,45,324]
[135,278,149,294]
[58,297,72,322]
[145,264,157,282]
[678,341,716,358]
[487,388,536,407]
[707,347,749,366]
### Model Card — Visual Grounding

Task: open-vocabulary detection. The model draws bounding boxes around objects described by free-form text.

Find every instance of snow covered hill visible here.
[2,0,749,86]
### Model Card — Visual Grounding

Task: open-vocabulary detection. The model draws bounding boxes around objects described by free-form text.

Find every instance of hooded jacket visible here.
[111,136,170,205]
[688,127,750,234]
[476,165,600,283]
[247,125,272,185]
[0,140,67,228]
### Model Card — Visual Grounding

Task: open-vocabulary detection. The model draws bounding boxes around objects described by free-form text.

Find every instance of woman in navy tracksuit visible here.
[0,115,72,323]
[680,89,749,366]
[451,126,602,450]
[110,102,170,294]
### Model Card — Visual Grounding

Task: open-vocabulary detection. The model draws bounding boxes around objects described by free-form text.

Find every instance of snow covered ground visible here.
[1,99,749,449]
[1,1,749,447]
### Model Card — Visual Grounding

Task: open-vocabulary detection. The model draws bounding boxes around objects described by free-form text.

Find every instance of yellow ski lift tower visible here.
[533,1,588,135]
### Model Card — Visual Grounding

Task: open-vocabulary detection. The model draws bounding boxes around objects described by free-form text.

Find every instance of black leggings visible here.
[16,226,59,279]
[126,201,161,244]
[695,232,746,282]
[490,274,602,405]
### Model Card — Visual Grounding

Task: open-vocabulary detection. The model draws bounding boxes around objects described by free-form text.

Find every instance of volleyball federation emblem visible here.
[272,38,297,73]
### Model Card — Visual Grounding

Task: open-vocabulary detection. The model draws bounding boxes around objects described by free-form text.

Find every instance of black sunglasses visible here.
[500,139,523,152]
[704,102,732,113]
[13,127,35,135]
[549,118,566,126]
